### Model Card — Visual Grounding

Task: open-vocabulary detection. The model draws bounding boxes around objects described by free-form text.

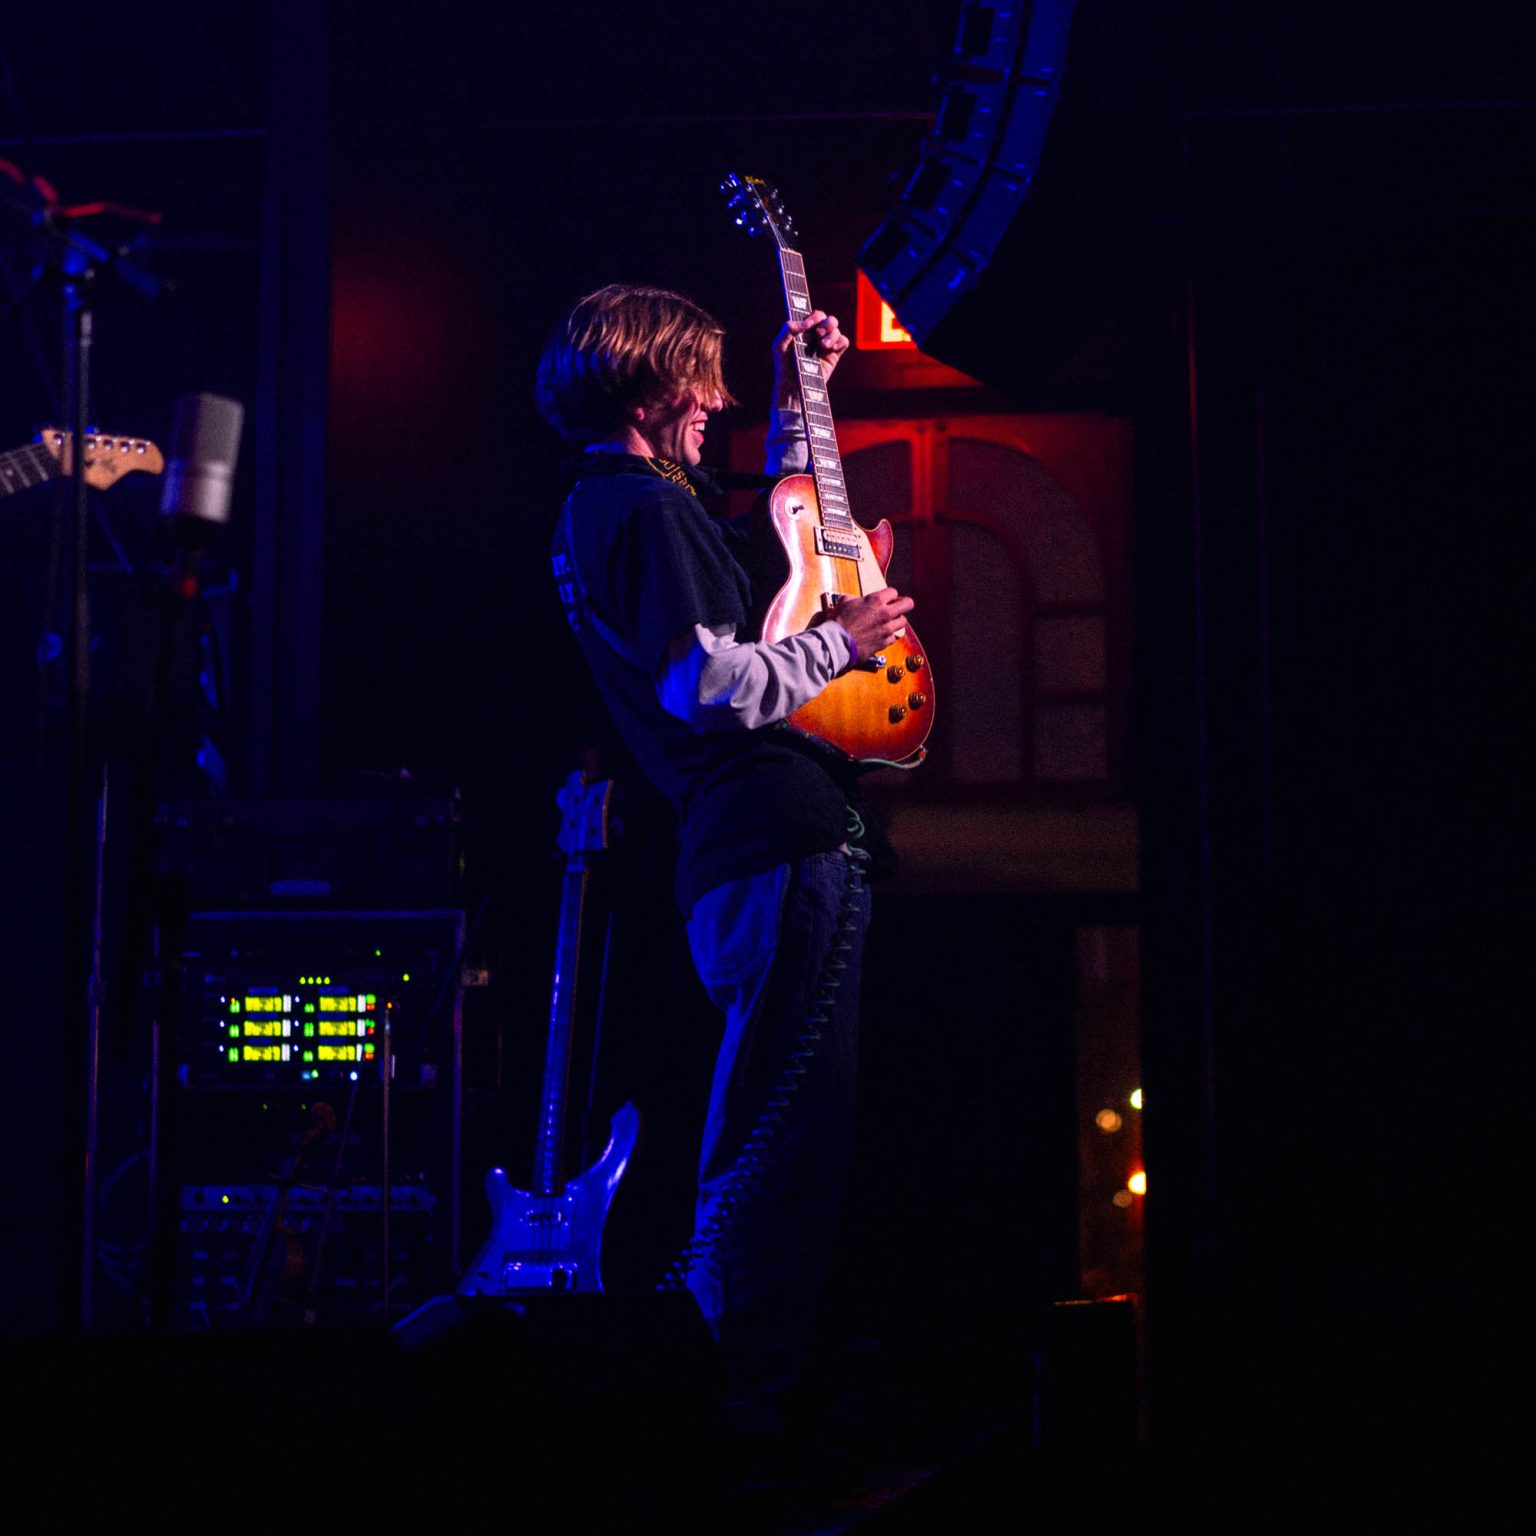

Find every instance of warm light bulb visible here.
[1128,1170,1147,1196]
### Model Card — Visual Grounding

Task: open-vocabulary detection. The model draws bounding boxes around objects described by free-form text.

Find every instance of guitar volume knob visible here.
[908,692,928,710]
[886,666,905,683]
[889,705,908,723]
[907,654,925,671]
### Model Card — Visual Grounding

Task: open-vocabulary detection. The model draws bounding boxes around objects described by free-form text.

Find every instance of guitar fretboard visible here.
[0,442,62,500]
[778,249,854,534]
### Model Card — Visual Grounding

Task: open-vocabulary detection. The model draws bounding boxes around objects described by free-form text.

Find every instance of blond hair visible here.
[536,284,736,445]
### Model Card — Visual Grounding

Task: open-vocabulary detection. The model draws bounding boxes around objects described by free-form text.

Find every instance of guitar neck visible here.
[533,860,590,1197]
[777,248,856,535]
[0,441,64,502]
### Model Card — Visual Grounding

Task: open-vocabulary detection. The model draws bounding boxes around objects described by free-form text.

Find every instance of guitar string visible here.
[780,250,865,604]
[771,232,934,764]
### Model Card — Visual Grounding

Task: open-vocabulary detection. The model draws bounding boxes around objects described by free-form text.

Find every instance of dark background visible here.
[2,0,1531,1451]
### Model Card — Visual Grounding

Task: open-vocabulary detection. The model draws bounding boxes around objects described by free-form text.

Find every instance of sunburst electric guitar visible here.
[0,429,164,502]
[459,771,639,1295]
[722,171,935,765]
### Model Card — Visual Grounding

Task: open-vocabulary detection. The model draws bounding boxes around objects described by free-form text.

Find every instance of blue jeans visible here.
[683,849,871,1402]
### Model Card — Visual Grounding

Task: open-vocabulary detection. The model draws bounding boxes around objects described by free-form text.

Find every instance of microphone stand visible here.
[58,241,100,1334]
[5,164,169,1331]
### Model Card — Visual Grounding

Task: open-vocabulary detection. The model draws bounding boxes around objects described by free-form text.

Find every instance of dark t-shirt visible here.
[551,452,887,911]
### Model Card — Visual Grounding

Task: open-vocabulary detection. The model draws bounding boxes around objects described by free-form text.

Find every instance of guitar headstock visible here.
[38,428,165,491]
[721,171,798,251]
[556,771,613,865]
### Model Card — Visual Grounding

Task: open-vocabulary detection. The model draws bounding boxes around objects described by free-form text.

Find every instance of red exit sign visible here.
[855,270,916,350]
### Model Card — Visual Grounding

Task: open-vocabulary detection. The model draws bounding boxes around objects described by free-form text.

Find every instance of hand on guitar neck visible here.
[772,307,849,409]
[771,309,913,672]
[832,586,915,665]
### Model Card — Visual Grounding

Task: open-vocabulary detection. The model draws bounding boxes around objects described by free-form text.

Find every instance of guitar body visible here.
[459,1102,639,1296]
[761,472,933,763]
[722,171,936,765]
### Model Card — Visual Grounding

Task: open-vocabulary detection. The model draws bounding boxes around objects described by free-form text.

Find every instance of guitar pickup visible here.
[814,528,861,562]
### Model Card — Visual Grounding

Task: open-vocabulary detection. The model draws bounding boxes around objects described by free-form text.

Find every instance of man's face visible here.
[638,385,721,468]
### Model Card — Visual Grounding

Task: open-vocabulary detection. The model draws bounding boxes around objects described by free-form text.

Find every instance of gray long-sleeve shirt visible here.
[654,406,856,731]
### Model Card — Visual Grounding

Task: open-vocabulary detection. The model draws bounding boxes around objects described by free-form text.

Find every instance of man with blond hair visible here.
[540,284,912,1423]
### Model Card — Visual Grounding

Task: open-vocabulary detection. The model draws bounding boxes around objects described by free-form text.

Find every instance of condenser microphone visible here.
[159,392,244,527]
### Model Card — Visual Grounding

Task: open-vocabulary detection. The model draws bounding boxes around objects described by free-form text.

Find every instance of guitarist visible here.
[540,284,912,1421]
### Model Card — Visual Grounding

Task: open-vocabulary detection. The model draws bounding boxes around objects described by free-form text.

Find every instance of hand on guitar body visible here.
[831,586,915,667]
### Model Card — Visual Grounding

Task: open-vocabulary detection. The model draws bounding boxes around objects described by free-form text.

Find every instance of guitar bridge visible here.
[501,1261,577,1290]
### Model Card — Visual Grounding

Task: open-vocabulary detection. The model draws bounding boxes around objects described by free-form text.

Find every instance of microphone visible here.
[159,392,244,527]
